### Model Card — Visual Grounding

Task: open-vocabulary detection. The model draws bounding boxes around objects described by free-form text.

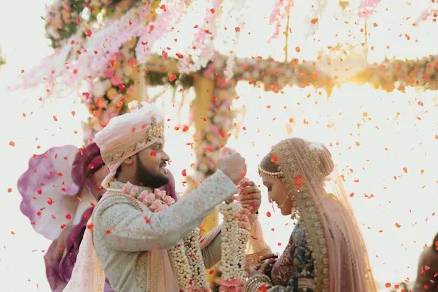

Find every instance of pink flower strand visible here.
[268,0,289,42]
[136,0,192,64]
[358,0,381,18]
[178,0,223,73]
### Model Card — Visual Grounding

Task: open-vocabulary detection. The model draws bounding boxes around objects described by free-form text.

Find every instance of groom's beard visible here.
[136,157,169,188]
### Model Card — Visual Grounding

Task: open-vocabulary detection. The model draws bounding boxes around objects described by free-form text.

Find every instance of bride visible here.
[245,137,378,292]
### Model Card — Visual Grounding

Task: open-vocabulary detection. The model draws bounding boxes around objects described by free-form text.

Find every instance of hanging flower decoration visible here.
[352,55,438,92]
[136,0,193,64]
[193,63,237,176]
[178,0,223,73]
[268,0,289,42]
[81,37,140,142]
[358,0,381,18]
[44,0,133,49]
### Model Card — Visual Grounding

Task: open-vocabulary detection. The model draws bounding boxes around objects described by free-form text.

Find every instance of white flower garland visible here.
[183,229,209,290]
[121,182,209,291]
[168,240,193,288]
[219,202,250,289]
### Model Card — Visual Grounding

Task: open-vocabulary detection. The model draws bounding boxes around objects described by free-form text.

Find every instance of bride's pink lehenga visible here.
[256,138,378,292]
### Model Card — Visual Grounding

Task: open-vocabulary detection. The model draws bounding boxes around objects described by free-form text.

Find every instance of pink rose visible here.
[121,182,134,194]
[150,200,166,212]
[163,195,175,206]
[139,191,155,205]
[129,185,140,196]
[154,189,167,199]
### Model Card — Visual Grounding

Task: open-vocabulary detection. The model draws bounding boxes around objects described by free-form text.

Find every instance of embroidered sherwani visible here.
[92,170,237,292]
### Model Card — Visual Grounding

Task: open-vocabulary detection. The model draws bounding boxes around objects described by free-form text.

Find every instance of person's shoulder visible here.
[95,192,142,215]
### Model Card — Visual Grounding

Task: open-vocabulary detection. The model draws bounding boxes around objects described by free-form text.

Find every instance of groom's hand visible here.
[237,179,261,214]
[217,152,247,184]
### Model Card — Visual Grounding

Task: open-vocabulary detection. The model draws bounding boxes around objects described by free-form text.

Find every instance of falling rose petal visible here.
[293,175,305,189]
[403,167,408,173]
[47,197,54,205]
[82,92,90,100]
[87,223,94,230]
[310,18,319,24]
[234,26,240,32]
[385,283,391,288]
[258,284,270,292]
[105,229,112,235]
[270,154,279,164]
[181,169,187,177]
[168,73,177,82]
[53,115,58,122]
[395,222,401,228]
[71,111,76,117]
[60,224,66,230]
[266,211,271,218]
[7,187,13,193]
[182,125,189,132]
[65,213,72,220]
[9,141,16,147]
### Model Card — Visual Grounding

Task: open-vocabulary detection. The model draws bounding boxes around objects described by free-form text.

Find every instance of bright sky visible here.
[0,0,437,291]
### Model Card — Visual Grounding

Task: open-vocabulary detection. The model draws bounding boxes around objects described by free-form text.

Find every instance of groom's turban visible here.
[94,103,164,188]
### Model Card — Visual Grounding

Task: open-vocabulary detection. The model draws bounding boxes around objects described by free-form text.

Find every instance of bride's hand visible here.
[248,257,277,277]
[237,179,261,214]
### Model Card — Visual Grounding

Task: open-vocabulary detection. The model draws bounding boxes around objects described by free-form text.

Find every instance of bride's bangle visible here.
[245,274,272,292]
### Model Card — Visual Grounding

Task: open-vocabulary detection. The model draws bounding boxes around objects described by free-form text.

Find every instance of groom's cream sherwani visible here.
[92,170,236,292]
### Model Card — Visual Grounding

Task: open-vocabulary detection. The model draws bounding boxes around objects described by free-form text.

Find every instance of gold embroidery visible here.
[101,121,164,164]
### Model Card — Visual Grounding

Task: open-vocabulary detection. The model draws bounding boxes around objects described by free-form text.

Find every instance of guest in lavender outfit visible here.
[17,142,178,291]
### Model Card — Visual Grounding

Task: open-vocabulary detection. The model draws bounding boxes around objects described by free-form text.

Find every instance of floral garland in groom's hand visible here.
[237,179,261,214]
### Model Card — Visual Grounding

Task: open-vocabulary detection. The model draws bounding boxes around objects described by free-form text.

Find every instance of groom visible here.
[90,103,256,291]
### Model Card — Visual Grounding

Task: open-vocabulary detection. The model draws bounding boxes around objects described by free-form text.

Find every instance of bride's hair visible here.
[433,233,438,252]
[260,151,280,173]
[260,138,334,182]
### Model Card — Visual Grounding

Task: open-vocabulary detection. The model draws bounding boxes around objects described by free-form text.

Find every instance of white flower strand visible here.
[168,241,193,289]
[219,203,250,282]
[183,229,209,290]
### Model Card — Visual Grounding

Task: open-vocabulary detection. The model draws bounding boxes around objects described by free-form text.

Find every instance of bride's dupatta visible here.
[272,138,377,292]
